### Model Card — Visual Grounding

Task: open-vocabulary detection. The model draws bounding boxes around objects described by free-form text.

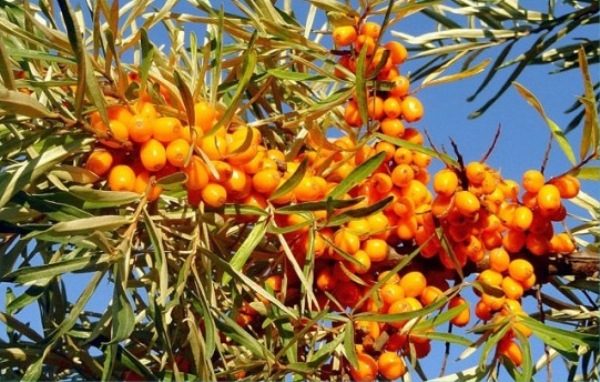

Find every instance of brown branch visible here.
[480,124,501,163]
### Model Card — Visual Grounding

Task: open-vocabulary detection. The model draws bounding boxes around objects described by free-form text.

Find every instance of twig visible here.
[480,124,501,162]
[424,128,442,157]
[540,131,553,174]
[449,138,469,186]
[548,152,598,182]
[439,322,453,377]
[536,286,552,382]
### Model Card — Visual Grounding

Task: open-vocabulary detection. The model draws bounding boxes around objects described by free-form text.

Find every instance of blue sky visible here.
[1,1,598,380]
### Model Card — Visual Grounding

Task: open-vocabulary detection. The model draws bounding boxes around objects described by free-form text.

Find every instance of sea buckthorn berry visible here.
[349,250,371,274]
[482,293,505,311]
[383,97,402,119]
[265,275,282,292]
[387,298,419,328]
[403,179,431,206]
[449,296,470,327]
[227,126,260,165]
[502,276,524,300]
[128,115,153,143]
[134,171,161,201]
[498,337,523,367]
[367,212,390,234]
[107,105,134,126]
[550,232,576,254]
[475,300,493,321]
[503,229,526,253]
[385,41,408,65]
[454,190,481,216]
[511,206,533,231]
[375,141,396,162]
[372,173,393,194]
[345,100,362,126]
[537,184,561,213]
[394,147,412,164]
[316,267,337,291]
[201,183,227,208]
[349,352,378,382]
[295,176,324,202]
[200,132,228,160]
[363,238,388,262]
[420,286,443,306]
[522,169,544,193]
[489,247,510,272]
[85,150,113,177]
[379,283,405,305]
[165,138,191,168]
[369,48,393,73]
[380,118,405,137]
[360,22,381,39]
[521,273,536,290]
[108,165,136,192]
[466,162,487,185]
[389,75,410,98]
[433,169,459,197]
[140,139,167,172]
[355,34,376,55]
[152,117,182,143]
[252,169,281,195]
[367,96,385,120]
[508,259,534,282]
[401,96,424,122]
[478,269,503,287]
[334,229,360,255]
[378,271,400,285]
[194,101,216,132]
[550,174,580,199]
[184,156,209,191]
[101,120,129,148]
[391,164,415,187]
[133,101,158,119]
[347,218,371,237]
[332,25,357,46]
[525,232,549,256]
[377,352,406,380]
[224,166,251,199]
[412,152,432,168]
[400,271,427,298]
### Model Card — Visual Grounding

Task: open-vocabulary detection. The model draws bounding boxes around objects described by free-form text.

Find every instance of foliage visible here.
[0,1,598,381]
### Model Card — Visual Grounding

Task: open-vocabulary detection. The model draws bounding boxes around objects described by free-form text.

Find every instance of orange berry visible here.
[316,267,337,291]
[525,232,549,256]
[201,183,227,208]
[165,138,191,168]
[184,156,209,191]
[449,296,470,327]
[349,250,372,274]
[199,132,228,160]
[522,169,544,193]
[433,169,459,197]
[389,75,410,98]
[367,96,385,120]
[401,96,424,122]
[521,273,536,290]
[140,139,167,172]
[412,152,431,168]
[133,171,161,201]
[394,147,412,165]
[380,118,405,137]
[332,25,357,46]
[454,190,480,216]
[537,184,561,213]
[508,259,534,282]
[128,115,153,143]
[549,232,575,254]
[383,97,402,119]
[360,22,381,39]
[482,293,505,311]
[224,166,251,199]
[511,206,533,231]
[194,101,216,132]
[387,298,420,328]
[355,34,376,55]
[152,117,182,143]
[295,176,324,202]
[400,271,427,298]
[391,164,414,187]
[363,239,388,262]
[402,179,431,206]
[379,283,405,305]
[108,165,135,192]
[385,41,408,65]
[100,120,129,147]
[367,212,390,234]
[475,300,493,321]
[252,169,281,195]
[265,275,282,292]
[498,337,523,367]
[489,247,510,273]
[349,352,378,382]
[85,150,113,177]
[377,352,406,380]
[334,229,361,255]
[478,269,503,287]
[420,286,443,306]
[503,229,526,253]
[133,101,158,119]
[550,175,580,199]
[465,162,487,185]
[227,126,260,165]
[345,100,362,126]
[502,276,524,300]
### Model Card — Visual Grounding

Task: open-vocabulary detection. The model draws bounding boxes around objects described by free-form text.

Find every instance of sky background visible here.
[1,0,598,381]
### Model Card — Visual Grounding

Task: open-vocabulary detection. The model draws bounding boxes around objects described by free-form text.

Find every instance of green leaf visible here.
[69,186,140,208]
[2,253,113,284]
[422,59,491,88]
[174,70,195,127]
[27,215,130,237]
[222,218,267,284]
[578,47,599,159]
[214,311,275,360]
[276,197,362,213]
[422,331,471,347]
[267,68,324,81]
[343,321,359,369]
[375,133,458,167]
[269,159,307,201]
[140,29,154,90]
[325,196,394,227]
[355,294,449,323]
[328,152,386,199]
[0,35,15,90]
[575,166,600,180]
[0,88,57,118]
[513,82,576,165]
[354,44,369,128]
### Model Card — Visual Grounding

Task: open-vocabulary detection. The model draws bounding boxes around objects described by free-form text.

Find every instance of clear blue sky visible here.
[1,1,598,381]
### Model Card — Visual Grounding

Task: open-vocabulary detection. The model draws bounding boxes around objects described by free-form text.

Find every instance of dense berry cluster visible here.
[82,20,579,382]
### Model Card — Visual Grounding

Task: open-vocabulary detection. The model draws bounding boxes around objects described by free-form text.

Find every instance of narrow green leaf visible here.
[328,152,385,199]
[222,218,267,284]
[575,166,600,180]
[344,321,359,369]
[0,88,57,118]
[108,263,135,344]
[578,47,599,159]
[70,186,140,208]
[174,70,195,127]
[140,29,154,90]
[267,68,324,81]
[513,82,576,164]
[375,132,458,167]
[276,197,362,213]
[355,44,369,128]
[0,33,16,90]
[269,159,308,201]
[326,196,394,227]
[28,215,130,237]
[422,59,491,88]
